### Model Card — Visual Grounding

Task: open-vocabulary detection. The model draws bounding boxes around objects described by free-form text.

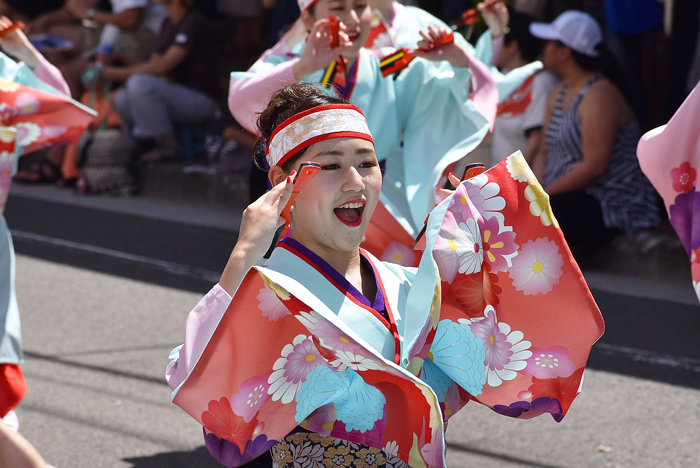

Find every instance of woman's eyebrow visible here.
[315,148,375,157]
[315,150,345,157]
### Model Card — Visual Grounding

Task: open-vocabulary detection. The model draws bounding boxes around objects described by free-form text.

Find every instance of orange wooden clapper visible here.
[380,32,454,78]
[279,162,322,239]
[0,16,24,37]
[450,0,506,30]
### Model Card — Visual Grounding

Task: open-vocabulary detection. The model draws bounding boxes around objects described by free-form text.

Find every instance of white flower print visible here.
[383,441,399,457]
[331,350,385,372]
[268,334,330,404]
[15,122,41,147]
[296,310,356,353]
[465,307,532,387]
[506,151,536,183]
[257,286,291,321]
[457,174,506,222]
[453,218,483,275]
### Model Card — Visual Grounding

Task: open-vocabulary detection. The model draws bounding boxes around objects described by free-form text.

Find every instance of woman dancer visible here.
[167,83,604,468]
[229,0,543,267]
[0,16,93,433]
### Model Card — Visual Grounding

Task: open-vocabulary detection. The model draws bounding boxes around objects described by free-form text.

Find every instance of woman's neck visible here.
[560,64,598,91]
[294,238,365,293]
[501,55,529,74]
[340,50,359,70]
[374,0,394,24]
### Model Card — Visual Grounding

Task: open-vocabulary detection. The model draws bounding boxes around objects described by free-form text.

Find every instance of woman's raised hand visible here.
[219,173,295,295]
[293,18,353,80]
[235,172,295,262]
[413,25,470,69]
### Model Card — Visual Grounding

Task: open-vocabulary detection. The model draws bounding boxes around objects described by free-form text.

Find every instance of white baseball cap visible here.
[529,11,603,57]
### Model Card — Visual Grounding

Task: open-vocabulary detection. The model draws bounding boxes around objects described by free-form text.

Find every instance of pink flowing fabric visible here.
[0,78,93,214]
[0,127,15,216]
[637,84,700,302]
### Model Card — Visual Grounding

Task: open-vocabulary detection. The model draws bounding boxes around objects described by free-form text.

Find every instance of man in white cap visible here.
[524,10,659,250]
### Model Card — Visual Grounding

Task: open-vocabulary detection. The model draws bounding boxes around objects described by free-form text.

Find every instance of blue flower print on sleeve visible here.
[420,359,452,402]
[428,320,486,396]
[295,366,386,433]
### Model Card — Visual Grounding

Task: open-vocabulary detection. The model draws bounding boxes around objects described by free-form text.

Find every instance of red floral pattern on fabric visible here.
[671,162,696,193]
[448,266,501,316]
[201,397,258,452]
[528,367,584,414]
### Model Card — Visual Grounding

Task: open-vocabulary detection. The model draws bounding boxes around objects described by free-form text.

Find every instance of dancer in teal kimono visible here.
[229,0,540,267]
[167,83,604,468]
[0,19,94,428]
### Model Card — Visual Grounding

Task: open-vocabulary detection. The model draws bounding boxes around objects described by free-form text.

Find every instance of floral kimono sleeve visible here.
[638,82,700,302]
[419,151,605,422]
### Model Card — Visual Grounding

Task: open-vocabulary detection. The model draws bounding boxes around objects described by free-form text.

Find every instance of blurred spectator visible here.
[686,4,700,92]
[0,0,64,22]
[530,11,659,247]
[489,11,558,165]
[103,0,219,162]
[512,0,547,19]
[603,0,666,130]
[216,0,266,53]
[265,0,300,48]
[29,0,169,98]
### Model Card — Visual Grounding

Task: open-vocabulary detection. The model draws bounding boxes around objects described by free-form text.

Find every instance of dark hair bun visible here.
[253,83,348,171]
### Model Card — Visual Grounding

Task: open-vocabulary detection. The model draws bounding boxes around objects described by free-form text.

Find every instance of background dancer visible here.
[228,0,532,266]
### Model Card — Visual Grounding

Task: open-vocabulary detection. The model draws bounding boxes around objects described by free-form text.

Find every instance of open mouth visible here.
[347,31,361,42]
[334,201,365,226]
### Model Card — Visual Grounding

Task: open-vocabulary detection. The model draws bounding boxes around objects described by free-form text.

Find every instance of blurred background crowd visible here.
[0,0,695,245]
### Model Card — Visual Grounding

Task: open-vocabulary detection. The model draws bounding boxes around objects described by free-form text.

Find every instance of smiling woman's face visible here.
[284,136,381,256]
[307,0,372,57]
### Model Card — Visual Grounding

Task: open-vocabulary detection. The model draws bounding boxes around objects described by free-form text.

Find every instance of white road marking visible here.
[10,229,221,283]
[595,343,700,374]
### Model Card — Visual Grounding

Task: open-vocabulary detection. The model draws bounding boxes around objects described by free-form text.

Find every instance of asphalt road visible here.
[5,194,700,468]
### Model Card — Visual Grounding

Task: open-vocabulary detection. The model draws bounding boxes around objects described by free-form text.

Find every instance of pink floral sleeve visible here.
[228,60,298,134]
[165,284,233,390]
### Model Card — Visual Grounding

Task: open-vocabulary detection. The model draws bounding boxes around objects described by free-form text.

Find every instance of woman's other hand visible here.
[436,172,462,201]
[0,16,40,69]
[479,1,509,39]
[413,25,470,68]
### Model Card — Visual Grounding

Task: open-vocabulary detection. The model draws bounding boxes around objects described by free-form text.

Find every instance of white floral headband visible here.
[267,104,374,167]
[297,0,320,11]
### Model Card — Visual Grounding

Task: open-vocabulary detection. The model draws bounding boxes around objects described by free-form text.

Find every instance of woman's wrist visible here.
[292,57,316,81]
[219,245,260,296]
[448,45,470,69]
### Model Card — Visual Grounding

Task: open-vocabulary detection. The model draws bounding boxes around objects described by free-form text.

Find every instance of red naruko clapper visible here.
[279,162,321,239]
